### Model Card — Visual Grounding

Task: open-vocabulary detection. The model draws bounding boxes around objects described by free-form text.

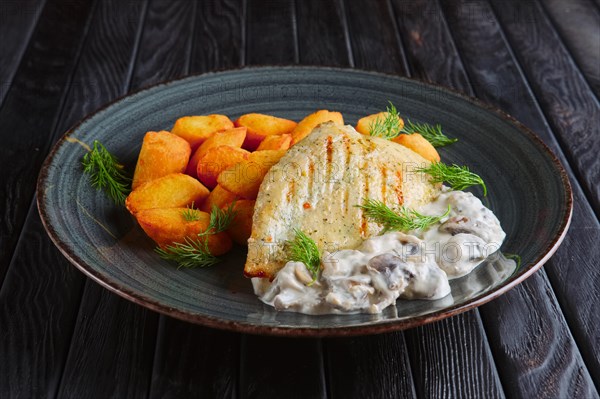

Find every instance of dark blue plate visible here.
[37,67,572,336]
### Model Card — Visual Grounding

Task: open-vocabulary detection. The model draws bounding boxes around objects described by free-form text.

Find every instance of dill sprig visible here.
[182,202,202,222]
[155,237,220,269]
[358,199,451,233]
[202,202,237,235]
[401,120,458,147]
[156,203,237,269]
[82,140,131,204]
[417,162,487,196]
[369,102,403,140]
[287,229,321,284]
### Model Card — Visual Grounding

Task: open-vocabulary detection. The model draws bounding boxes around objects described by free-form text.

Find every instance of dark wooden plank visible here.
[343,0,408,74]
[0,3,95,398]
[405,315,503,399]
[0,0,46,106]
[326,333,416,399]
[0,2,98,389]
[489,0,600,219]
[56,288,158,399]
[295,3,415,397]
[391,0,470,86]
[539,0,600,97]
[240,335,326,399]
[0,212,86,397]
[239,2,329,398]
[56,0,147,129]
[440,0,543,120]
[246,0,297,64]
[131,0,196,89]
[482,0,600,386]
[296,0,351,66]
[191,0,245,72]
[0,0,94,286]
[544,227,600,388]
[146,1,243,397]
[385,2,506,396]
[536,190,600,390]
[149,318,239,399]
[292,1,413,397]
[480,274,597,398]
[50,1,162,398]
[441,0,600,395]
[293,1,504,397]
[293,3,418,398]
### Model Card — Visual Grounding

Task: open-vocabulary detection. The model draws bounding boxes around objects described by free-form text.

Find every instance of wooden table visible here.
[1,0,599,397]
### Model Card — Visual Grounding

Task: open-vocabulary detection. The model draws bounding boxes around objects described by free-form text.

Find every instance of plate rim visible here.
[36,65,574,337]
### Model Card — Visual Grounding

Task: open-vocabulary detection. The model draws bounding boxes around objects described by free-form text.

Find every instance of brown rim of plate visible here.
[36,66,574,337]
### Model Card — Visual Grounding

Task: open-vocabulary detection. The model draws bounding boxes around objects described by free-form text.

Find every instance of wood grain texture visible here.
[56,0,147,129]
[0,2,95,397]
[295,0,349,67]
[480,273,598,398]
[539,0,600,97]
[0,211,86,397]
[386,2,507,396]
[441,0,599,396]
[0,0,94,286]
[294,3,420,398]
[405,314,504,399]
[47,1,161,398]
[146,1,243,396]
[0,0,46,106]
[56,285,158,399]
[191,0,245,73]
[343,0,408,74]
[441,0,542,122]
[544,227,600,387]
[2,1,599,398]
[298,1,507,396]
[240,3,327,398]
[489,0,600,219]
[240,335,326,399]
[325,333,416,399]
[295,0,351,66]
[131,0,196,90]
[246,0,298,65]
[149,318,239,399]
[465,0,600,385]
[390,0,470,87]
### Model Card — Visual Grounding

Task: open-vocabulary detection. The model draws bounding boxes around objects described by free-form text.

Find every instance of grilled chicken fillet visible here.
[245,122,441,279]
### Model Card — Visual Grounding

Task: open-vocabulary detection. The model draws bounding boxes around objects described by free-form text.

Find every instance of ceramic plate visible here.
[37,67,572,336]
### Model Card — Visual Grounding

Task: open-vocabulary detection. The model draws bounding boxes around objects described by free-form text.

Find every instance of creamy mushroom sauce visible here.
[252,188,506,315]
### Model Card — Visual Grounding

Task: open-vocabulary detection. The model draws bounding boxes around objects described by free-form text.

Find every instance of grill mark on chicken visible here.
[360,147,370,237]
[395,170,404,205]
[340,132,352,213]
[381,166,388,203]
[343,133,352,170]
[343,180,350,213]
[326,135,333,184]
[360,213,368,237]
[287,180,295,202]
[308,160,314,199]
